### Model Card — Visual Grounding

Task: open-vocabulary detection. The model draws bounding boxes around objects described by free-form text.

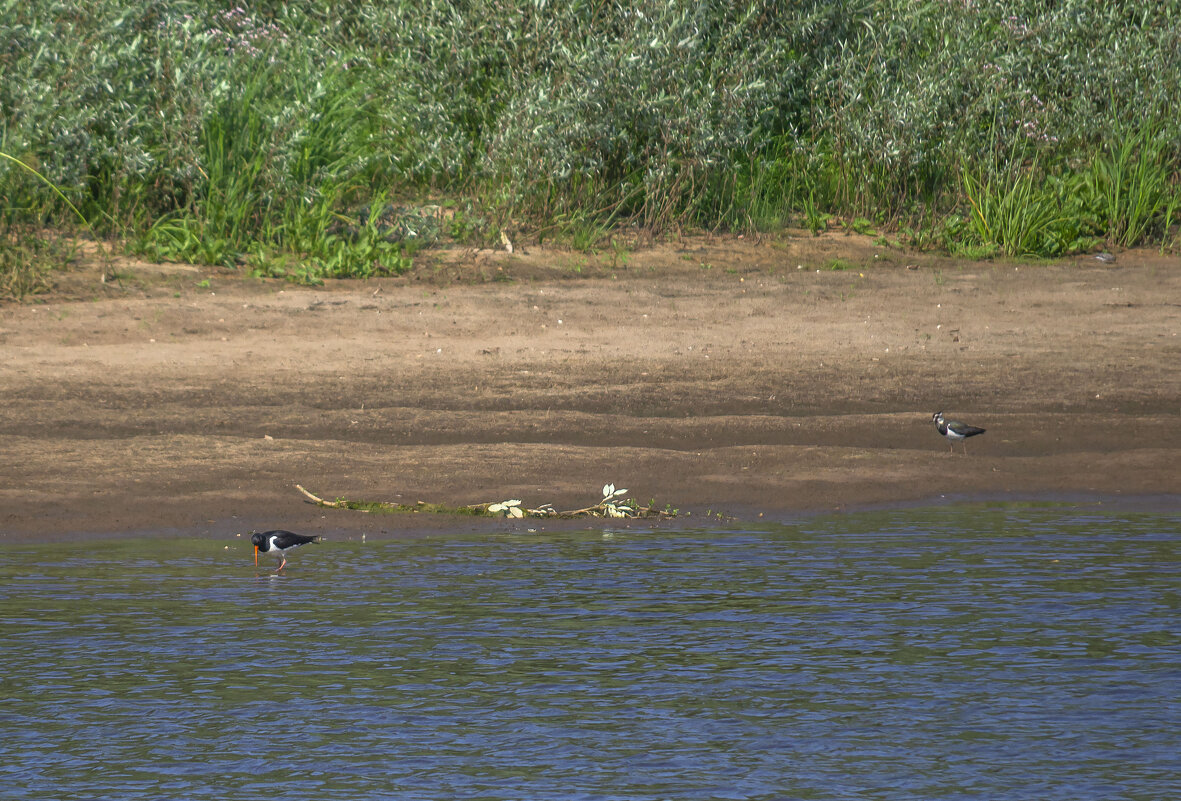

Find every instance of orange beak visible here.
[254,545,259,566]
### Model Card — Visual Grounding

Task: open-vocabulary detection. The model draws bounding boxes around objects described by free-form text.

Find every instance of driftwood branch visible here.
[295,485,677,520]
[295,484,483,515]
[296,485,343,507]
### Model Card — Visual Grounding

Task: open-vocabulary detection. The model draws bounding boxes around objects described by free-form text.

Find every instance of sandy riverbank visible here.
[2,234,1178,540]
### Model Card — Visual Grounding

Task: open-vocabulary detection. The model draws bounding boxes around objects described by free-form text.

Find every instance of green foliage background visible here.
[2,0,1179,288]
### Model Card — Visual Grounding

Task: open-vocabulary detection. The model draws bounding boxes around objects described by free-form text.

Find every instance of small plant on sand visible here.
[824,258,858,271]
[597,483,633,519]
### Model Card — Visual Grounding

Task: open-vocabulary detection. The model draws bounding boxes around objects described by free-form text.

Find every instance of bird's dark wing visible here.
[262,530,322,548]
[947,421,985,437]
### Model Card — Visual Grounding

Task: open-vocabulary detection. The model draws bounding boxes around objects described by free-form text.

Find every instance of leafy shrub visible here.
[1,0,1179,273]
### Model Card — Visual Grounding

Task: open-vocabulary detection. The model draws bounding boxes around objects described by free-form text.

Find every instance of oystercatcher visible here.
[931,411,986,454]
[251,530,322,571]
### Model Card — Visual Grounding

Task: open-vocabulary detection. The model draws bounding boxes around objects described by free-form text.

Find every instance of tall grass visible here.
[0,150,104,296]
[963,163,1055,258]
[958,124,1178,258]
[131,60,415,276]
[1086,125,1175,248]
[2,0,1180,295]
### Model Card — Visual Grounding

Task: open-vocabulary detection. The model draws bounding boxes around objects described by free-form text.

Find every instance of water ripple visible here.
[1,505,1178,800]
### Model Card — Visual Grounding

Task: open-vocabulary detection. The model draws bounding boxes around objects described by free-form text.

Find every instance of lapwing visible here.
[931,411,986,454]
[251,530,322,571]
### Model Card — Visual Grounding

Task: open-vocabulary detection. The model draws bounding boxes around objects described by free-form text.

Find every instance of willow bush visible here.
[2,0,1179,284]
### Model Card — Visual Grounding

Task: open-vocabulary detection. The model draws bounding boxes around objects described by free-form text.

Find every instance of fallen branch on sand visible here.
[295,483,678,520]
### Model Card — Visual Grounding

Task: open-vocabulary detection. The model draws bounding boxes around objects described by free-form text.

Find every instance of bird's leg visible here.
[277,556,287,571]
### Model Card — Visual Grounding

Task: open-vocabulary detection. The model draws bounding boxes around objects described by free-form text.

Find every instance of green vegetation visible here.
[3,1,1180,296]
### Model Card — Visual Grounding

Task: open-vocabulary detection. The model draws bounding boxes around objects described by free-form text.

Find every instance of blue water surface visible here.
[1,503,1178,800]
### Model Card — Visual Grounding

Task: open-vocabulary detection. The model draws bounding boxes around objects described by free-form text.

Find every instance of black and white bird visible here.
[251,530,322,571]
[931,411,986,454]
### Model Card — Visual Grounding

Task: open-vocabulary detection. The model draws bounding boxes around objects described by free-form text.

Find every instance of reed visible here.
[2,0,1179,295]
[1085,125,1174,248]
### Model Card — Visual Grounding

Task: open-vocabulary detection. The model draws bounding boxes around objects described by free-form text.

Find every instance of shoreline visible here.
[4,492,1178,546]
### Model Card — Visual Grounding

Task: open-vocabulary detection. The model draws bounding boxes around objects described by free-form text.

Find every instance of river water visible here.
[1,503,1177,800]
